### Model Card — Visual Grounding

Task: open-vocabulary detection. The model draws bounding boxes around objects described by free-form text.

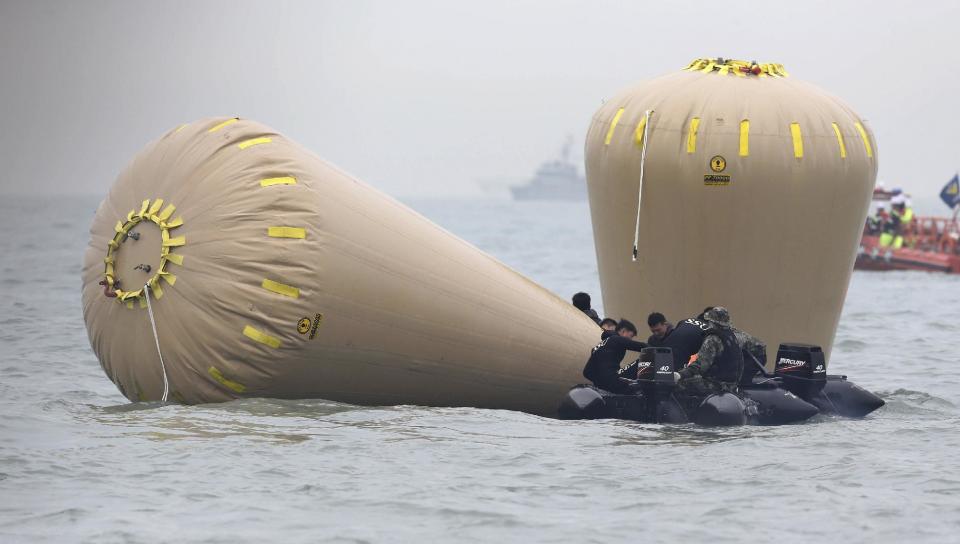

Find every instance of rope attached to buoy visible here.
[144,283,169,402]
[632,109,653,262]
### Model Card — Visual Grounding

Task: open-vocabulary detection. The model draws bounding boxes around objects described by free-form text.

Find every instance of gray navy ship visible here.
[510,137,586,201]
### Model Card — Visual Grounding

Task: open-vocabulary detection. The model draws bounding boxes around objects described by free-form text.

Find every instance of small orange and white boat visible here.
[856,179,960,273]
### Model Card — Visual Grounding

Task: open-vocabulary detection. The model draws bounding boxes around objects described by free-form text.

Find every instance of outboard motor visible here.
[634,354,656,381]
[646,347,688,424]
[650,347,676,385]
[774,343,827,398]
[771,343,884,418]
[618,351,657,381]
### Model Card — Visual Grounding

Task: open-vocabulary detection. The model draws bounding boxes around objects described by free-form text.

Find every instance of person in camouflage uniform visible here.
[674,307,744,395]
[695,305,767,380]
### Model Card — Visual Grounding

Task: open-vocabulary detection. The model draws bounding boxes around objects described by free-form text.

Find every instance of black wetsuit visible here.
[583,333,648,394]
[646,324,674,347]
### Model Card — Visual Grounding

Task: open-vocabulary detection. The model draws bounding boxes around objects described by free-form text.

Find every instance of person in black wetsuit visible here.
[572,292,602,325]
[582,319,648,394]
[646,312,674,346]
[599,318,618,332]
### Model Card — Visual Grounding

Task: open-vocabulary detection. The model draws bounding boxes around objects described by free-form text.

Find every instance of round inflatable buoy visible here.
[585,58,877,361]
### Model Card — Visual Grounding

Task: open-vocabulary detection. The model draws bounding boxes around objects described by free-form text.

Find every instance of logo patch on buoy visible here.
[297,318,311,334]
[704,175,731,186]
[710,155,726,172]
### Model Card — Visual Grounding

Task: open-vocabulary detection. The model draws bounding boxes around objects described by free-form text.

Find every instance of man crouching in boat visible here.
[582,319,648,394]
[665,307,743,396]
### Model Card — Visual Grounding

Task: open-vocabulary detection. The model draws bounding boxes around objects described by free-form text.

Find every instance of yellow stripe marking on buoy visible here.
[260,176,297,187]
[208,118,239,133]
[739,120,750,157]
[605,108,625,146]
[261,279,300,298]
[790,123,803,159]
[854,121,873,158]
[634,116,647,148]
[208,366,247,393]
[243,325,281,349]
[238,137,271,149]
[832,123,847,159]
[686,117,701,154]
[267,227,306,239]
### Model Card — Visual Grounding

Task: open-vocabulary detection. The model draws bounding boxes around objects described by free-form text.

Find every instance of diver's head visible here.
[600,318,617,331]
[647,312,669,338]
[616,319,638,338]
[572,292,591,312]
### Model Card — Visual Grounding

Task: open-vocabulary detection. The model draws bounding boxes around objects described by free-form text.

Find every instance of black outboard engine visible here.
[647,347,688,424]
[774,343,827,398]
[634,353,656,381]
[772,342,884,418]
[617,352,656,381]
[650,347,675,385]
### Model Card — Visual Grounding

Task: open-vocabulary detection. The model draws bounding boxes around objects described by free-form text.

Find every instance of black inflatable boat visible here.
[558,343,884,426]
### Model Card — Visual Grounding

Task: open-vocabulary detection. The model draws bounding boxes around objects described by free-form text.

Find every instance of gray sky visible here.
[1,0,957,202]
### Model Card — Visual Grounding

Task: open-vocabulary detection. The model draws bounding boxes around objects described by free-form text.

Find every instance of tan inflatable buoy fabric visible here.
[82,118,600,412]
[585,59,878,363]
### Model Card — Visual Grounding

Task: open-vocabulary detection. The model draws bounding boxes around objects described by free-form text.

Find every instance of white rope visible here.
[144,283,170,403]
[632,109,654,262]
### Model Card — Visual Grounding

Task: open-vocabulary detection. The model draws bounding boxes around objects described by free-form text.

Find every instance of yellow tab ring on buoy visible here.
[683,57,789,78]
[102,198,184,308]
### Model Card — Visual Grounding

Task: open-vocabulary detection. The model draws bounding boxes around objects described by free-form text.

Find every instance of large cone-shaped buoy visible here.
[585,59,878,361]
[82,118,599,413]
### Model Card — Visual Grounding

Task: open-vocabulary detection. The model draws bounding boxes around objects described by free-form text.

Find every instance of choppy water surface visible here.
[1,196,958,543]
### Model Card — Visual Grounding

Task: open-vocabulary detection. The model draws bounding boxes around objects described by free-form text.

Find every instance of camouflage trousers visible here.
[677,375,738,396]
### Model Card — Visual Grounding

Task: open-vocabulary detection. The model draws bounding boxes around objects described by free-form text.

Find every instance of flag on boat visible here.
[940,174,960,209]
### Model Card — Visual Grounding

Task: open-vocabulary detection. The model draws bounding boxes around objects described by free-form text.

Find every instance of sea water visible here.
[1,196,958,543]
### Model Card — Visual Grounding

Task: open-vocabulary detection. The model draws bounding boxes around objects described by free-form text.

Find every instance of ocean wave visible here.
[873,388,956,417]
